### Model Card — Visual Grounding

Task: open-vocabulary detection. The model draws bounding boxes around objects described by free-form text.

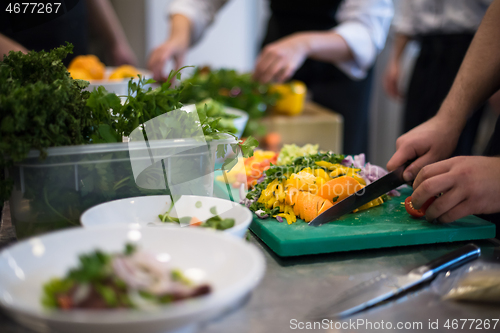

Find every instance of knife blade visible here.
[307,243,481,320]
[309,163,407,226]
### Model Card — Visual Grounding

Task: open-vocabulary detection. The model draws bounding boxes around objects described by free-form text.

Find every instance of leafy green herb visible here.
[180,67,280,137]
[41,278,74,309]
[95,283,118,307]
[171,269,192,285]
[68,250,111,283]
[125,243,137,256]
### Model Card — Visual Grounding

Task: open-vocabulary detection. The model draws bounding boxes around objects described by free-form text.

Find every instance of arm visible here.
[253,0,394,83]
[386,0,500,222]
[86,0,137,66]
[0,34,28,57]
[148,14,191,81]
[383,33,410,99]
[387,0,500,179]
[148,0,228,81]
[253,32,354,83]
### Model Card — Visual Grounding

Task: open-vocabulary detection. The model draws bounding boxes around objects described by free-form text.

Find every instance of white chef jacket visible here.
[169,0,393,80]
[393,0,493,36]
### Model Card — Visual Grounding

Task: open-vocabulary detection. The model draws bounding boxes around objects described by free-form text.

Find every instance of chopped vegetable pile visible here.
[242,151,398,224]
[42,244,210,310]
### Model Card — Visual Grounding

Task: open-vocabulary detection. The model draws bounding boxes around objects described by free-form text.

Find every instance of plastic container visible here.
[7,135,236,239]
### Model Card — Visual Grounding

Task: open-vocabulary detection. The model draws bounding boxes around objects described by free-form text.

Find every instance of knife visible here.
[309,163,407,226]
[307,243,481,320]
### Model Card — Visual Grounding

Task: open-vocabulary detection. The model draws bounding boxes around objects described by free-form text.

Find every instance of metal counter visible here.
[1,202,500,333]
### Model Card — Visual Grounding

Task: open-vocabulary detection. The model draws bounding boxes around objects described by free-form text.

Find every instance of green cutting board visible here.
[248,187,495,257]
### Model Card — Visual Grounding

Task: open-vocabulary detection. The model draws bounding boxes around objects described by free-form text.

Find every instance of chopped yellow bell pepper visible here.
[313,168,331,181]
[353,197,384,212]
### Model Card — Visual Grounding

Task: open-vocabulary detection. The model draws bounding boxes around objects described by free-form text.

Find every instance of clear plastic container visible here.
[7,135,236,239]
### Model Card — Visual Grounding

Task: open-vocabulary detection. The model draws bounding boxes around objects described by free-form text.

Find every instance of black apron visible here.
[0,0,88,66]
[262,0,373,157]
[404,33,484,156]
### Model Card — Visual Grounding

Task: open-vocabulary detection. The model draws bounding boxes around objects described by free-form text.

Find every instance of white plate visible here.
[0,226,265,333]
[80,195,252,238]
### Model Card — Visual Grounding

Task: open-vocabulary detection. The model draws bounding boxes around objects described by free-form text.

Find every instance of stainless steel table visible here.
[2,202,500,333]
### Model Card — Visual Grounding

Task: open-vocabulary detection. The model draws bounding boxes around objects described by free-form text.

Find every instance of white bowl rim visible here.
[79,195,252,236]
[0,225,265,325]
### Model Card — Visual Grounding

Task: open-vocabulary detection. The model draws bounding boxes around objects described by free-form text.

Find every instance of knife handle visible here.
[412,243,480,279]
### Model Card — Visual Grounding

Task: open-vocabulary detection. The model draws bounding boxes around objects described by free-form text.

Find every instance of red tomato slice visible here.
[405,196,436,218]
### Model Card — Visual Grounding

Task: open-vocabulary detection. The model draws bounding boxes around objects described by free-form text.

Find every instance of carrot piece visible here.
[317,176,363,204]
[189,217,203,226]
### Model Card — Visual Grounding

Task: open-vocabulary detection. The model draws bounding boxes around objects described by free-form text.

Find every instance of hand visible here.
[383,59,403,100]
[148,37,188,82]
[411,156,500,222]
[109,40,137,66]
[386,115,461,181]
[253,34,309,83]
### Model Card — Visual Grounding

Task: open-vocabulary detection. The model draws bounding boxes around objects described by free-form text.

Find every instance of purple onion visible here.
[257,175,266,184]
[276,216,284,223]
[255,210,269,219]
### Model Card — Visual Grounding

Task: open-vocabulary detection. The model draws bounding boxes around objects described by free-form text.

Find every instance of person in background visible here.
[383,0,493,156]
[0,0,137,66]
[386,0,500,232]
[148,0,394,157]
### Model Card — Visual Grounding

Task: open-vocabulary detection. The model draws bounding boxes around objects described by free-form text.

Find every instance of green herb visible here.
[68,250,111,283]
[171,269,192,285]
[180,67,280,137]
[202,212,235,230]
[41,278,74,309]
[95,283,118,307]
[125,243,137,256]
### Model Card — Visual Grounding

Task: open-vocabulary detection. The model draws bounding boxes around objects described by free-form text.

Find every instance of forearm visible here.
[86,0,128,47]
[169,14,192,46]
[437,0,500,130]
[0,34,28,56]
[390,33,410,64]
[299,31,354,64]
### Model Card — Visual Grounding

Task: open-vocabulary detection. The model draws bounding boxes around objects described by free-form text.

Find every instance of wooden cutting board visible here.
[248,187,495,257]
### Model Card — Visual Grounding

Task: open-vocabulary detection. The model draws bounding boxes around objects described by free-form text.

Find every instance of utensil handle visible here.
[415,243,480,278]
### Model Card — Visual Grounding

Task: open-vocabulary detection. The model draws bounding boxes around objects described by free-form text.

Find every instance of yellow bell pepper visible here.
[313,168,331,181]
[269,80,307,116]
[353,197,384,212]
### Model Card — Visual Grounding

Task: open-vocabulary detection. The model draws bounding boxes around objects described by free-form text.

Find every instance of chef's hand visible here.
[383,59,403,100]
[148,37,188,82]
[148,14,191,82]
[386,115,461,181]
[411,156,500,222]
[253,33,309,83]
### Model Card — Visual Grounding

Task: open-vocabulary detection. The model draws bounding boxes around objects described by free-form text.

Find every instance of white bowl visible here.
[80,195,252,238]
[224,107,249,139]
[86,67,153,95]
[0,226,265,333]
